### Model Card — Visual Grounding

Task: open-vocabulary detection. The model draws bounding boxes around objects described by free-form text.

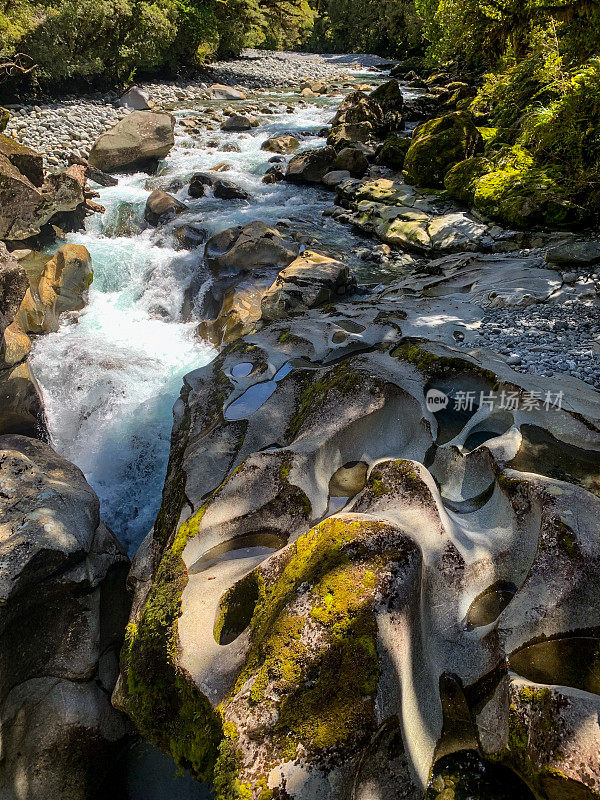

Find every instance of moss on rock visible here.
[444,156,490,205]
[120,503,223,783]
[403,111,485,188]
[226,516,411,765]
[376,133,411,171]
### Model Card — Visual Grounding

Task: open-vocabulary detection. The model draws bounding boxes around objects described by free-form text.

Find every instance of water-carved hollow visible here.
[214,572,260,646]
[465,580,517,629]
[189,532,285,575]
[509,636,600,695]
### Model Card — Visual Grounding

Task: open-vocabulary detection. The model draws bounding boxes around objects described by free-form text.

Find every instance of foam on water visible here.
[29,82,374,557]
[30,211,213,554]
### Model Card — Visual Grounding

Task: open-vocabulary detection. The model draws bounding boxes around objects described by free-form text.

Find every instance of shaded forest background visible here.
[1,0,598,86]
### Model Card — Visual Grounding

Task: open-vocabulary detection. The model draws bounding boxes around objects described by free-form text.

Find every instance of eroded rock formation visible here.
[117,281,600,799]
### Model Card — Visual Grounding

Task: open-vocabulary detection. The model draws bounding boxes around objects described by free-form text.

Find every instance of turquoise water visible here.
[29,79,378,556]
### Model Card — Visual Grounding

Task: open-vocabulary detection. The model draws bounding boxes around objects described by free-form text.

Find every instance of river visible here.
[29,77,379,557]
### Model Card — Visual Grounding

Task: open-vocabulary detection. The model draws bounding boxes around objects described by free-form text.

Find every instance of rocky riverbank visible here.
[3,50,390,169]
[1,49,600,800]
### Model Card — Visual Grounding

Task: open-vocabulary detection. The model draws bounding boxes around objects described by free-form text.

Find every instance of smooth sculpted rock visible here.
[404,110,484,188]
[117,323,600,800]
[205,220,299,273]
[88,110,175,173]
[0,434,130,800]
[285,145,336,184]
[4,244,93,368]
[261,251,357,320]
[144,190,187,226]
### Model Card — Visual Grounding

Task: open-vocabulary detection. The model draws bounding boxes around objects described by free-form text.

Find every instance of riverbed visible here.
[29,71,383,556]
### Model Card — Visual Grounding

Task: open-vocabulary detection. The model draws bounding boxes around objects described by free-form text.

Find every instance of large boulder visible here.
[261,135,299,154]
[205,220,299,273]
[261,251,357,320]
[208,84,246,100]
[88,111,175,173]
[118,85,151,111]
[0,159,87,241]
[285,146,336,184]
[333,146,370,177]
[197,273,273,346]
[4,244,93,368]
[0,134,44,186]
[444,147,585,228]
[0,246,34,437]
[328,81,404,150]
[213,179,249,200]
[369,79,404,130]
[144,190,187,226]
[0,434,130,800]
[221,114,255,132]
[328,91,383,149]
[403,110,485,188]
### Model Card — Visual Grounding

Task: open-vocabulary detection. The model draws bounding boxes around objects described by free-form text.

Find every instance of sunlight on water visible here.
[29,86,370,556]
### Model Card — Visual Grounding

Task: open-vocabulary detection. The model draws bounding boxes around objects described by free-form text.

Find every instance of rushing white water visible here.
[29,218,213,554]
[29,89,369,556]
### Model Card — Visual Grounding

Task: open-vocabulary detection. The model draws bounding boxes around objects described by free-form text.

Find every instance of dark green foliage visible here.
[306,0,424,58]
[0,0,314,89]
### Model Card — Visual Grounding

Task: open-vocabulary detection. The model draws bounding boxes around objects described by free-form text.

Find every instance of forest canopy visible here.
[1,0,600,103]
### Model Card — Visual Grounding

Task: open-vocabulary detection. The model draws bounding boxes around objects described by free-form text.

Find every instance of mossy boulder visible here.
[376,133,411,171]
[0,108,9,133]
[369,79,404,130]
[444,156,491,205]
[403,111,485,188]
[445,146,586,228]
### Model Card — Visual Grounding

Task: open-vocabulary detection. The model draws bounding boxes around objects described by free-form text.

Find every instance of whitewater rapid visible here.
[29,92,363,556]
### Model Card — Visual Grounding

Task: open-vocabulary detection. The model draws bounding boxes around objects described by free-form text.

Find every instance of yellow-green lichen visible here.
[120,501,222,783]
[229,517,408,759]
[392,340,498,384]
[286,362,367,441]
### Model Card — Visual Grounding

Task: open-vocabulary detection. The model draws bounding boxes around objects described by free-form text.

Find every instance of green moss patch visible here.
[120,504,222,783]
[228,516,410,761]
